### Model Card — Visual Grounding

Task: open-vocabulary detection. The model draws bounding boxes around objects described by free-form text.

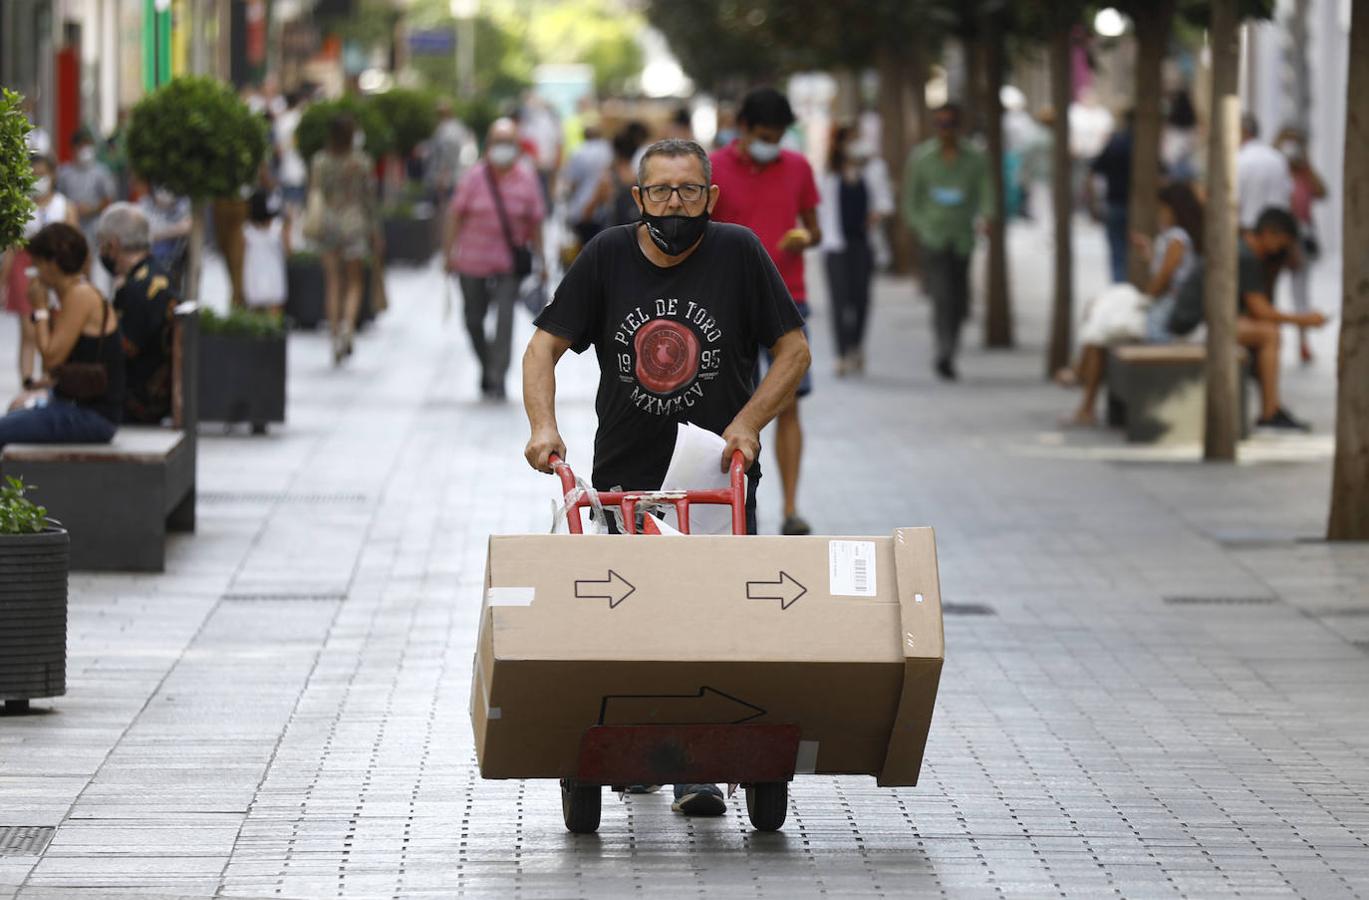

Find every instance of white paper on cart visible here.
[658,422,745,535]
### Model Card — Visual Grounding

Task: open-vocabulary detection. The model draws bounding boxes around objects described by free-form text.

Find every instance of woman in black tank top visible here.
[0,223,124,448]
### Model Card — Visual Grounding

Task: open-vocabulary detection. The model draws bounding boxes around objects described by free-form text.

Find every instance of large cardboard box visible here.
[471,528,943,786]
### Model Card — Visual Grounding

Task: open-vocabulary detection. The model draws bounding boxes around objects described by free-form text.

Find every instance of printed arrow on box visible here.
[597,686,766,726]
[574,570,635,608]
[746,571,807,610]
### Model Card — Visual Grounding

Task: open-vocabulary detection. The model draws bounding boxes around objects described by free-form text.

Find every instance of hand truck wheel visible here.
[744,782,788,832]
[560,778,601,834]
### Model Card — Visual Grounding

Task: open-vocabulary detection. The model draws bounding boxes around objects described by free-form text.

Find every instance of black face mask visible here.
[641,210,709,257]
[100,253,118,275]
[1266,247,1289,266]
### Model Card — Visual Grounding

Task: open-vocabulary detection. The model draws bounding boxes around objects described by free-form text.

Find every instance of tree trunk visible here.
[1126,1,1174,288]
[184,199,206,302]
[1202,0,1241,461]
[1046,26,1074,376]
[878,45,917,275]
[1328,5,1369,539]
[981,19,1013,348]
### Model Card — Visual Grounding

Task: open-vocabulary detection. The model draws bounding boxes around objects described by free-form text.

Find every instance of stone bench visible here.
[1105,344,1248,444]
[2,303,199,571]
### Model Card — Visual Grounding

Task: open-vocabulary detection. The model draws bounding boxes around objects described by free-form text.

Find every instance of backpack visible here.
[1168,261,1206,336]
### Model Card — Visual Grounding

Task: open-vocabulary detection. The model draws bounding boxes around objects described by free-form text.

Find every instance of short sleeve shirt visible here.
[113,256,179,424]
[1236,240,1268,316]
[449,160,546,277]
[534,222,804,491]
[709,143,820,302]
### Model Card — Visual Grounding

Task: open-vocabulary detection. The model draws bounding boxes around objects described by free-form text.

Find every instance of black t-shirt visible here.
[534,222,804,491]
[113,256,179,423]
[1090,131,1133,205]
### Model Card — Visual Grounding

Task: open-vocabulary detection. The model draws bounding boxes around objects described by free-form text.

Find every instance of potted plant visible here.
[285,250,376,331]
[197,308,287,434]
[125,77,269,302]
[381,182,440,265]
[0,88,36,250]
[371,89,440,265]
[0,477,68,714]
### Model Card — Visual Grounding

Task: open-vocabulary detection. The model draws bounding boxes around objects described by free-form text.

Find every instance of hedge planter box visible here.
[199,332,287,434]
[383,214,437,265]
[0,528,68,713]
[285,257,376,331]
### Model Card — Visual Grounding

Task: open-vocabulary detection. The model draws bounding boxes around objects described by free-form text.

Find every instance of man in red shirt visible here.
[710,88,822,535]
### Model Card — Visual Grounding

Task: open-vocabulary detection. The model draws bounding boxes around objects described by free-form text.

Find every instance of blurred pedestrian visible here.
[96,203,179,425]
[581,127,647,231]
[305,114,380,365]
[902,102,992,382]
[562,123,612,247]
[1086,110,1133,283]
[1236,114,1292,232]
[242,189,290,318]
[818,125,893,377]
[57,127,117,259]
[1161,90,1199,184]
[1,155,78,388]
[1275,126,1326,364]
[427,99,475,204]
[710,87,821,536]
[131,174,191,291]
[275,91,310,214]
[0,223,123,448]
[444,118,546,400]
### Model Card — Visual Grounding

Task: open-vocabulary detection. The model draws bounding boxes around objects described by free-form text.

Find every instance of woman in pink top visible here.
[1276,127,1326,364]
[444,118,546,400]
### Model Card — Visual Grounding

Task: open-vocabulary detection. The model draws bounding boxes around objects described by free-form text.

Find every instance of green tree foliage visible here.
[126,77,268,199]
[403,2,533,103]
[520,0,644,95]
[295,95,395,163]
[371,88,439,157]
[0,89,36,253]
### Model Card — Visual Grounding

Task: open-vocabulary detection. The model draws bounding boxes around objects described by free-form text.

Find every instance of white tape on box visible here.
[486,587,535,607]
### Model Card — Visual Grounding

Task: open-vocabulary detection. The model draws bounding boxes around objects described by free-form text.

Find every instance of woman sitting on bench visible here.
[1056,183,1203,425]
[0,223,125,447]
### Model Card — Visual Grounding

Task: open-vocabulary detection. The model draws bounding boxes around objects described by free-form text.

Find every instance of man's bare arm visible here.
[1244,291,1324,327]
[721,327,811,470]
[522,327,573,472]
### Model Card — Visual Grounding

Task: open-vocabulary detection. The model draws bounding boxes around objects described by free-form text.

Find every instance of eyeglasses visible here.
[640,183,708,204]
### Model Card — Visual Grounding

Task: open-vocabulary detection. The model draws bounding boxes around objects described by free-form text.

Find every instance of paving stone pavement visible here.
[0,216,1366,899]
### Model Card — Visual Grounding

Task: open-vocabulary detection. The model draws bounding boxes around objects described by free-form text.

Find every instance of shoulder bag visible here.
[484,164,534,278]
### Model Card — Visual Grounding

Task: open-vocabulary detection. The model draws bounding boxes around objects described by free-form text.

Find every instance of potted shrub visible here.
[126,77,268,301]
[198,308,287,434]
[371,89,440,265]
[381,182,440,265]
[285,250,376,331]
[0,477,68,714]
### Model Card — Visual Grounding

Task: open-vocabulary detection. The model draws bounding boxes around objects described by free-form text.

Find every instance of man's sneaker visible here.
[781,515,811,536]
[1256,407,1312,432]
[672,784,727,816]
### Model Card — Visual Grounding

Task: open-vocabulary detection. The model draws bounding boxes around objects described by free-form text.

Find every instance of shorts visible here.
[756,301,812,398]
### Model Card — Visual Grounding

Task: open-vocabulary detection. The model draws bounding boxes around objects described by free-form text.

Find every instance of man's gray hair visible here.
[95,202,151,252]
[637,138,711,186]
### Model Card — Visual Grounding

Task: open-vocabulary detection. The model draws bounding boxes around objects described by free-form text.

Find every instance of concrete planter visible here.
[285,256,375,331]
[199,332,287,434]
[0,527,68,711]
[382,214,437,265]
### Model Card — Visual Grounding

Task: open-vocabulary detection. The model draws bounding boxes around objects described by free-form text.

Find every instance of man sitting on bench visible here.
[1238,207,1326,432]
[96,203,180,424]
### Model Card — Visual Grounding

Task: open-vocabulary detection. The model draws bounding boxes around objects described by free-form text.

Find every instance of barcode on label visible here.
[829,540,877,597]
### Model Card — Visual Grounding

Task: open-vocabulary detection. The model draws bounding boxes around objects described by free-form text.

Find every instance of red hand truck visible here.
[547,451,798,833]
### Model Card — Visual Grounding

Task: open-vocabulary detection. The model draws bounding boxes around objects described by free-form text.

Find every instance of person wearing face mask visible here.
[1,155,78,389]
[708,87,821,536]
[132,174,192,291]
[817,125,894,377]
[94,203,181,424]
[522,139,809,816]
[902,102,993,382]
[56,128,117,259]
[1274,126,1327,364]
[445,118,547,400]
[1235,207,1327,432]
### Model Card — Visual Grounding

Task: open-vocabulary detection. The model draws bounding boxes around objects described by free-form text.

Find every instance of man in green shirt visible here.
[901,103,993,380]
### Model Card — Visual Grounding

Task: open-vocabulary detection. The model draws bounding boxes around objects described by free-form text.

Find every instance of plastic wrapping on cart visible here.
[550,462,616,534]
